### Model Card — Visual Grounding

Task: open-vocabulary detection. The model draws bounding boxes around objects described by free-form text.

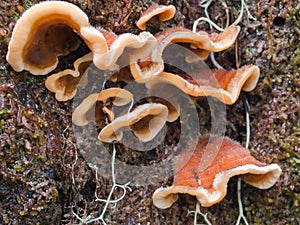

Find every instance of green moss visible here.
[22,1,33,10]
[0,108,9,116]
[13,164,24,173]
[19,210,27,216]
[291,47,300,66]
[30,211,39,217]
[3,218,9,224]
[0,119,5,129]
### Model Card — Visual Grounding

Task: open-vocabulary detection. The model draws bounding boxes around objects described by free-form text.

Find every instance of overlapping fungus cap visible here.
[45,53,93,101]
[98,103,168,143]
[129,25,240,82]
[152,136,281,208]
[6,1,89,75]
[136,5,176,30]
[80,27,157,71]
[146,65,260,105]
[72,88,133,126]
[147,82,181,122]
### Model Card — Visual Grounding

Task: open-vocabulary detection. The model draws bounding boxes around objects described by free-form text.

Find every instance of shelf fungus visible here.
[136,5,176,30]
[45,53,93,101]
[152,136,281,208]
[6,1,89,75]
[147,82,181,122]
[129,25,240,82]
[146,65,260,104]
[72,88,133,128]
[98,103,168,143]
[80,27,156,71]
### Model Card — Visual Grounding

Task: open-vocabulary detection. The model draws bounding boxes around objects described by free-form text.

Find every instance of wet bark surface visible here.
[0,0,299,224]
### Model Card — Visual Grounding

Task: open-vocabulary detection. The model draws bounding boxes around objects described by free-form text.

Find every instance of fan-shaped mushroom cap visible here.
[130,25,240,82]
[98,103,168,142]
[136,5,176,30]
[45,53,92,101]
[146,65,260,104]
[152,136,281,208]
[147,82,181,122]
[7,1,89,75]
[80,27,156,71]
[72,88,133,126]
[96,88,133,106]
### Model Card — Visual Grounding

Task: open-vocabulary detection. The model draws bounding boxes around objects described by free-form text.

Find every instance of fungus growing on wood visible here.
[146,65,260,105]
[147,82,181,122]
[72,88,133,127]
[129,25,240,82]
[152,136,281,208]
[98,103,168,143]
[6,1,89,75]
[136,5,176,30]
[45,53,92,101]
[80,27,156,70]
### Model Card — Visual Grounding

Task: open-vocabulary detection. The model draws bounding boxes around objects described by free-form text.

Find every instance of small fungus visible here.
[152,136,281,208]
[136,5,176,30]
[45,53,92,101]
[146,65,260,104]
[98,103,168,143]
[6,1,89,75]
[72,88,133,126]
[147,82,181,122]
[80,27,157,70]
[6,2,280,222]
[129,25,240,82]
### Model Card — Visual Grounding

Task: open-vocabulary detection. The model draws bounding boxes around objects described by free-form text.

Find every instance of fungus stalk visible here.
[235,98,250,225]
[73,144,131,224]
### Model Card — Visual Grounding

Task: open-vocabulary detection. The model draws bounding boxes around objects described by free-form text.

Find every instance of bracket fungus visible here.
[72,88,133,127]
[98,103,168,143]
[152,136,281,208]
[6,1,89,75]
[146,65,260,104]
[45,53,93,101]
[147,82,181,122]
[6,2,282,221]
[136,5,176,30]
[129,25,240,82]
[80,27,157,71]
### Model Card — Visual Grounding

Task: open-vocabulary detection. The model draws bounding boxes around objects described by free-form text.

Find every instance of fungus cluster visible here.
[7,1,281,212]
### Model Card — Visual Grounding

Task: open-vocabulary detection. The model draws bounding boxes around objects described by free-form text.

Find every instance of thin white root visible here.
[193,17,224,33]
[127,96,134,116]
[72,145,131,224]
[235,178,250,225]
[221,0,230,28]
[209,52,224,70]
[242,0,256,21]
[188,202,213,225]
[245,99,250,149]
[235,99,250,225]
[199,0,214,29]
[233,0,256,26]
